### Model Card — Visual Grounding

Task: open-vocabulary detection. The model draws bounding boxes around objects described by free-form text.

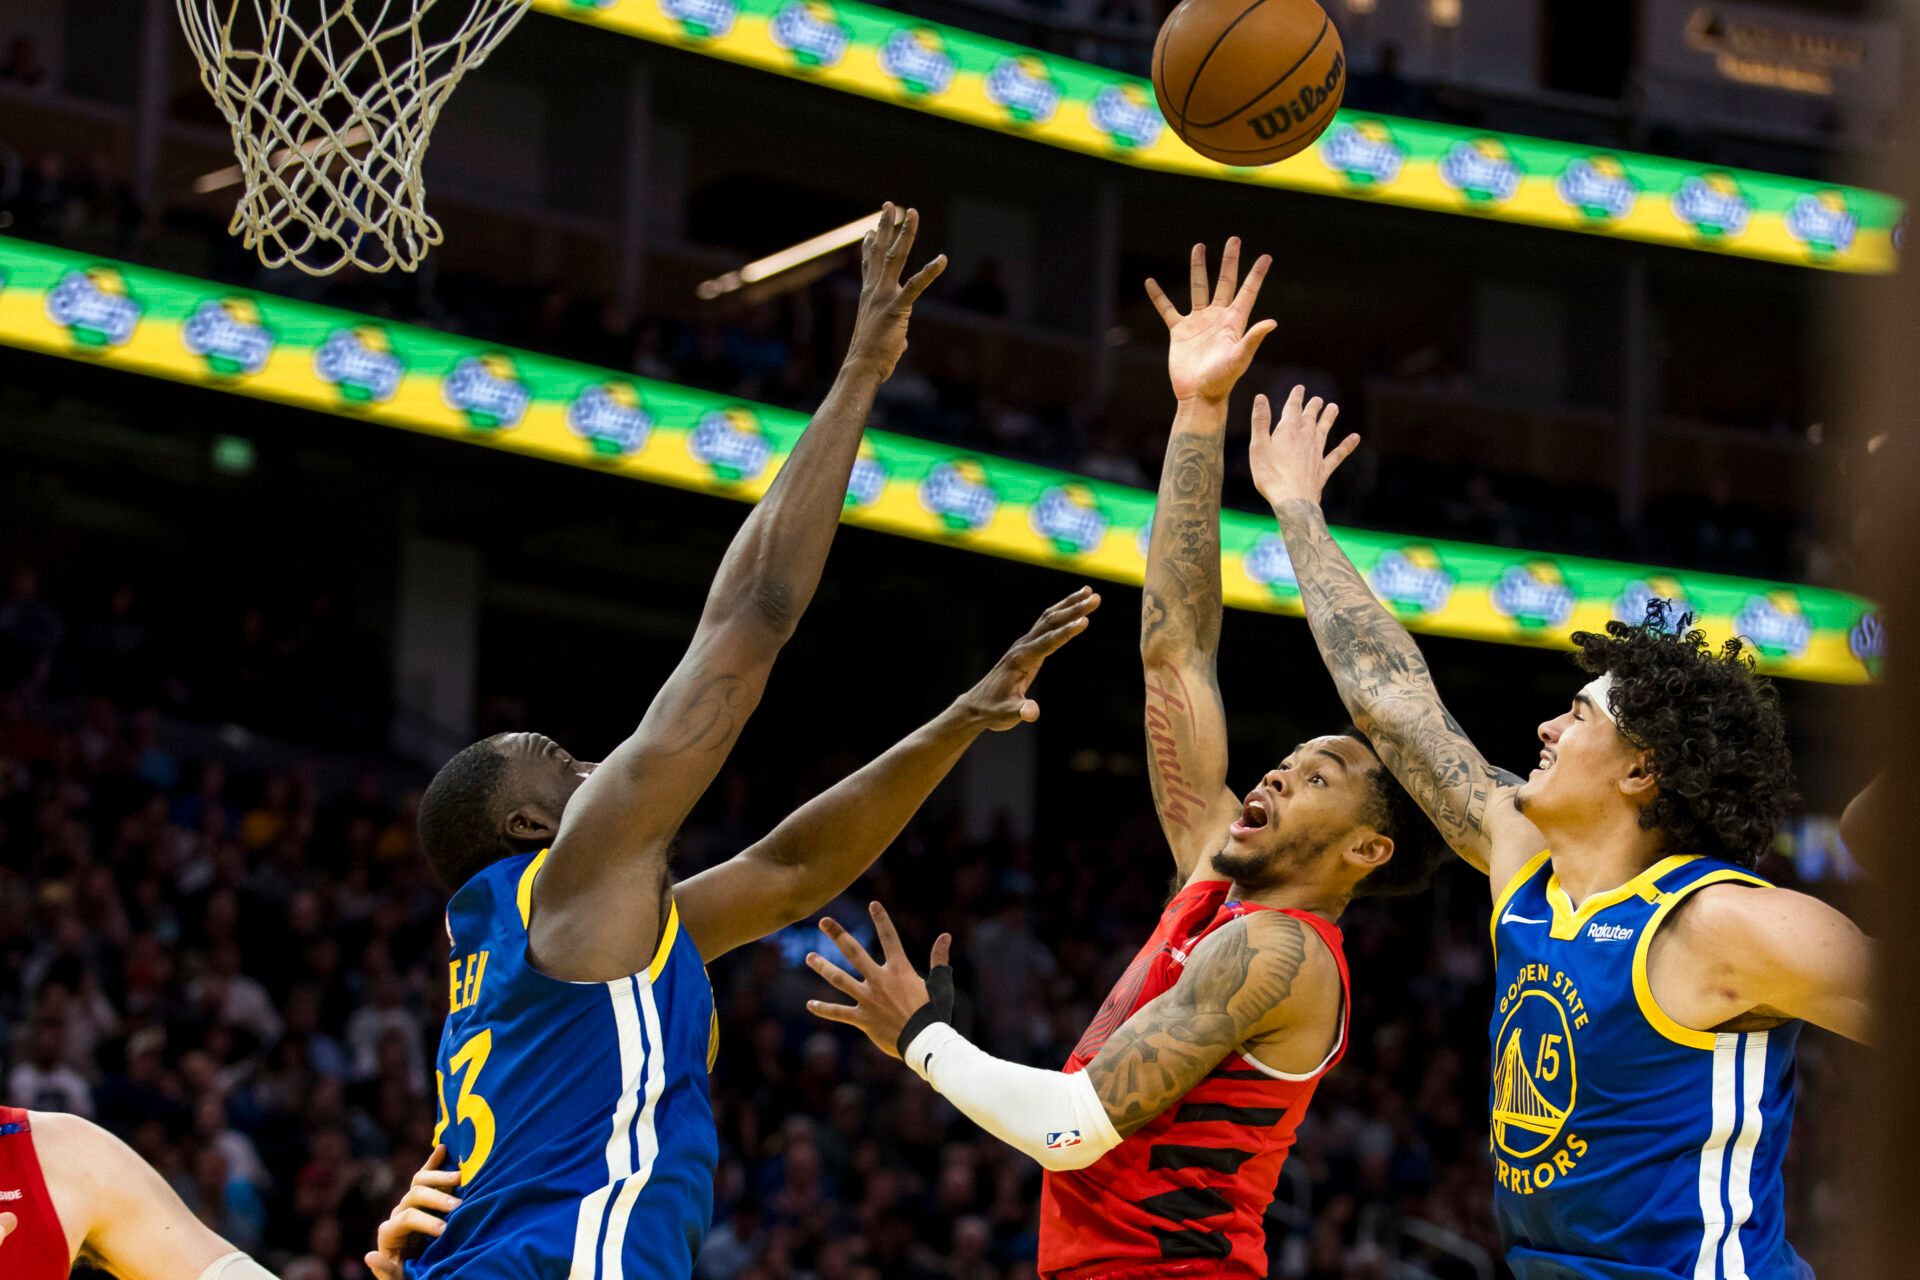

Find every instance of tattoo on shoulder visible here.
[1086,916,1313,1136]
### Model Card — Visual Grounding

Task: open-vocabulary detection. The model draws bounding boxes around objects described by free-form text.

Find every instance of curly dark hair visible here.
[1340,727,1451,897]
[1571,600,1797,870]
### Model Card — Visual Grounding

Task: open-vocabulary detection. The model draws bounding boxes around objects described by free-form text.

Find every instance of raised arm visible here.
[1139,241,1279,881]
[1247,389,1538,884]
[532,205,946,980]
[675,588,1099,962]
[803,904,1331,1169]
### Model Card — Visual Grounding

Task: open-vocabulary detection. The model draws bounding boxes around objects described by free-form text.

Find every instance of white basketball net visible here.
[177,0,533,275]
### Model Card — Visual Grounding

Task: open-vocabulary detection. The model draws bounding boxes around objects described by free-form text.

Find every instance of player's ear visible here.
[1618,751,1659,800]
[504,802,560,844]
[1345,831,1392,875]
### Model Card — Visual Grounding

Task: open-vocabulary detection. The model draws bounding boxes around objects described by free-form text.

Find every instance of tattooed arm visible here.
[1085,912,1327,1135]
[1139,240,1281,879]
[1248,389,1540,885]
[807,905,1334,1168]
[531,206,945,982]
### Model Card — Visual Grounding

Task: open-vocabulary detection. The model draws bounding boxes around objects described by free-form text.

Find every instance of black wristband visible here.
[895,963,955,1060]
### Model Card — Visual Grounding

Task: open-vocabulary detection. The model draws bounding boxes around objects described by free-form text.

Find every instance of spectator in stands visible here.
[0,566,63,695]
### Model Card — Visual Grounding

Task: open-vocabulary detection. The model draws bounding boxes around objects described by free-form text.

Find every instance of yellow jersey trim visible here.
[648,900,681,984]
[516,848,551,929]
[1545,853,1697,940]
[1631,868,1772,1049]
[1489,850,1553,955]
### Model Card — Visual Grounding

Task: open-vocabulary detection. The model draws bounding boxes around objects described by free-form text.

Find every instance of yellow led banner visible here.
[532,0,1902,273]
[0,236,1883,682]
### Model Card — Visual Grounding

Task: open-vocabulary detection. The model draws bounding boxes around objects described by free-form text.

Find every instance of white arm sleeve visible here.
[903,1022,1123,1172]
[197,1254,280,1280]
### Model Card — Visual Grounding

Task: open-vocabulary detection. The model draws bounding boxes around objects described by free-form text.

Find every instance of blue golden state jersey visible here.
[411,849,719,1280]
[1488,852,1811,1280]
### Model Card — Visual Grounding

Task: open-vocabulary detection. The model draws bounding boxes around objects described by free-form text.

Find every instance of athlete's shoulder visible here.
[1184,912,1333,1029]
[447,849,547,938]
[24,1112,123,1227]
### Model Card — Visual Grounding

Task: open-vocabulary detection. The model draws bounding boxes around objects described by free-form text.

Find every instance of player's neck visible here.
[1537,807,1666,908]
[1232,879,1346,922]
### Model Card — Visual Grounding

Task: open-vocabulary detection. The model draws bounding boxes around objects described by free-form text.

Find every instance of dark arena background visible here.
[0,0,1902,1276]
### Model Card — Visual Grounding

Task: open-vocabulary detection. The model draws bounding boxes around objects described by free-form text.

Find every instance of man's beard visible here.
[1210,830,1319,890]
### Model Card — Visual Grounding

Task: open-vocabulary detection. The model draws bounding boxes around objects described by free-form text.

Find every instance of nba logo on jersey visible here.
[1046,1130,1083,1151]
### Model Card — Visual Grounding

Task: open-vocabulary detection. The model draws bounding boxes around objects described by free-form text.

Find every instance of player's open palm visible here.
[955,586,1102,731]
[1146,238,1278,405]
[846,203,948,381]
[807,902,951,1059]
[1249,384,1359,509]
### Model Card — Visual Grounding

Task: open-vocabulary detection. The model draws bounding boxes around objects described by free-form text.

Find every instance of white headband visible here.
[1579,674,1619,727]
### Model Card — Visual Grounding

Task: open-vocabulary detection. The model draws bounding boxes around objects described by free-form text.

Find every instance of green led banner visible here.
[530,0,1901,273]
[0,236,1882,682]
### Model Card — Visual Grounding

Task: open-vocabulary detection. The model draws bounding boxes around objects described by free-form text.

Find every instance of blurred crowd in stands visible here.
[0,557,1861,1279]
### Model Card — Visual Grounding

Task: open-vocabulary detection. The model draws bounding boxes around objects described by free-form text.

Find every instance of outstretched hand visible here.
[845,203,948,382]
[1248,385,1359,510]
[1145,238,1277,405]
[364,1145,463,1280]
[953,586,1101,730]
[806,901,950,1060]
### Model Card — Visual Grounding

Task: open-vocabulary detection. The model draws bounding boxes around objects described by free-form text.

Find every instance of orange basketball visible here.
[1151,0,1346,167]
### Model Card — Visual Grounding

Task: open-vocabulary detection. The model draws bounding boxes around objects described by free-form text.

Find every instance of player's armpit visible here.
[1083,913,1315,1137]
[1669,884,1876,1044]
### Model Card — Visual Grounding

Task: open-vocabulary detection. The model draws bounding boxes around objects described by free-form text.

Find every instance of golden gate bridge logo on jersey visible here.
[1492,984,1578,1166]
[315,326,404,404]
[919,459,999,531]
[1243,534,1300,598]
[770,1,850,68]
[1557,155,1639,223]
[1735,591,1812,659]
[1671,173,1753,238]
[567,382,653,457]
[1030,484,1109,555]
[986,56,1061,124]
[690,407,772,482]
[46,268,142,349]
[658,0,736,39]
[879,28,956,96]
[1370,547,1455,614]
[182,298,275,377]
[1089,84,1163,150]
[1320,120,1405,187]
[1785,191,1858,256]
[845,440,887,507]
[443,354,530,430]
[1490,561,1576,629]
[1439,138,1523,204]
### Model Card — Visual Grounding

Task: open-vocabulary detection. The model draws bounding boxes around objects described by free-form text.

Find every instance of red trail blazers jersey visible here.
[1039,879,1350,1279]
[0,1108,71,1280]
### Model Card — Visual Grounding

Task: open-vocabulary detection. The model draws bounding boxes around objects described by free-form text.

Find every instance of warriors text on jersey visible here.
[1040,878,1350,1279]
[1489,852,1812,1280]
[0,1108,71,1280]
[411,850,720,1280]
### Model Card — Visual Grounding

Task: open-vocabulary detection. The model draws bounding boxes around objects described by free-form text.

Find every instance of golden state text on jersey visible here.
[1487,853,1812,1280]
[411,850,719,1280]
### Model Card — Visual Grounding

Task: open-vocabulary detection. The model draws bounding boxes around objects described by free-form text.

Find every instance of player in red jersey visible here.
[805,241,1445,1279]
[0,1107,280,1280]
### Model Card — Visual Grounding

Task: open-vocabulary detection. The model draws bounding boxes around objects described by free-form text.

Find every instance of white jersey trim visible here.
[569,972,658,1280]
[1692,1033,1739,1280]
[1721,1031,1768,1280]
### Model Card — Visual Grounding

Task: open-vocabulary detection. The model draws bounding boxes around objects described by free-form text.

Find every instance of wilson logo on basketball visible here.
[1245,50,1343,143]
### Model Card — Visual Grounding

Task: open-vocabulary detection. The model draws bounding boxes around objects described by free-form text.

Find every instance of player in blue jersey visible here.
[397,204,1103,1280]
[1248,387,1873,1279]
